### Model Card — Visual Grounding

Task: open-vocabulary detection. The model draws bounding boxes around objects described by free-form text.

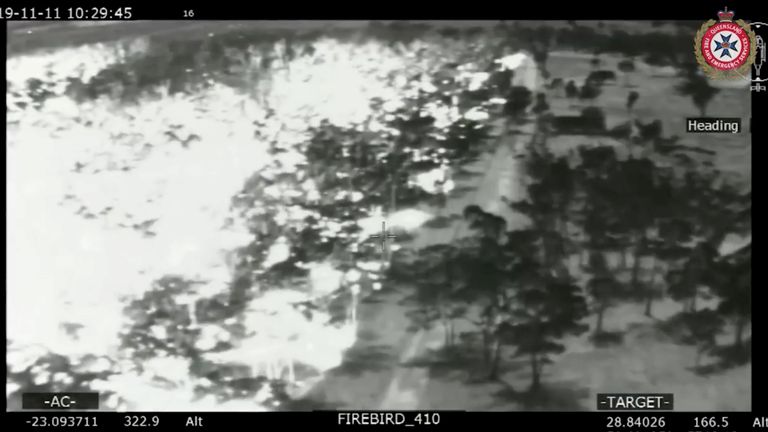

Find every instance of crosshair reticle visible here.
[369,220,397,254]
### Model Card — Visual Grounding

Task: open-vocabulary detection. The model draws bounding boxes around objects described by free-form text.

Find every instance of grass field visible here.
[545,51,751,177]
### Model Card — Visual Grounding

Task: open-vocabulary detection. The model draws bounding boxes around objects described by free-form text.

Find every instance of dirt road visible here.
[378,123,532,410]
[297,116,534,409]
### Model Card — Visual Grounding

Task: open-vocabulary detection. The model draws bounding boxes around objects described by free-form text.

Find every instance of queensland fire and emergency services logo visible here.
[695,7,757,79]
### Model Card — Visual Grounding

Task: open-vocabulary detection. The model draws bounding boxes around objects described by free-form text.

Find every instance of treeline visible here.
[18,21,701,106]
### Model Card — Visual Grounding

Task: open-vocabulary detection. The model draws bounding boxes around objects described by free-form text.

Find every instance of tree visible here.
[503,274,588,391]
[669,235,717,312]
[25,78,57,108]
[572,146,624,269]
[590,55,601,70]
[487,68,515,97]
[646,217,693,317]
[493,142,589,389]
[585,252,623,336]
[408,244,467,349]
[458,237,511,379]
[503,86,533,123]
[381,101,444,212]
[581,107,607,133]
[530,40,550,78]
[676,72,720,117]
[677,309,724,368]
[713,244,751,350]
[608,157,660,294]
[626,91,639,113]
[532,93,550,116]
[565,80,579,99]
[441,118,492,164]
[579,80,602,105]
[618,59,636,87]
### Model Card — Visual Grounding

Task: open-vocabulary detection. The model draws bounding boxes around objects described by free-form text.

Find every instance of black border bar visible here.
[1,1,762,428]
[0,1,765,20]
[3,411,766,431]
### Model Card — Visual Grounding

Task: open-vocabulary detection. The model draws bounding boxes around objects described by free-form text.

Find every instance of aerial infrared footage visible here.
[6,20,751,412]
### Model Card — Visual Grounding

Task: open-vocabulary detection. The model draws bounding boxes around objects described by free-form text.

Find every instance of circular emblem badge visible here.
[701,22,751,70]
[695,9,757,80]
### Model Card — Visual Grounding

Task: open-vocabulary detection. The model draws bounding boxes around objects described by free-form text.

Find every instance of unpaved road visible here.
[299,117,534,410]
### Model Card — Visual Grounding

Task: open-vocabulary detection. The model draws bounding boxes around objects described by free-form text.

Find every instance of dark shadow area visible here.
[426,349,487,384]
[397,346,487,385]
[452,168,485,180]
[356,328,380,342]
[590,330,625,347]
[280,396,348,411]
[424,215,459,229]
[387,337,532,387]
[690,340,751,377]
[387,255,421,284]
[330,344,397,378]
[492,379,590,411]
[360,295,388,305]
[711,340,751,366]
[448,184,480,198]
[393,232,416,243]
[405,324,426,333]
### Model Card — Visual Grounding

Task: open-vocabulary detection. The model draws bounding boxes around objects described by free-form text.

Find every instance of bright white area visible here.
[7,36,488,410]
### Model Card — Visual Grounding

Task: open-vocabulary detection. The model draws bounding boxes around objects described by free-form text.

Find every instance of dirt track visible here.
[297,114,533,410]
